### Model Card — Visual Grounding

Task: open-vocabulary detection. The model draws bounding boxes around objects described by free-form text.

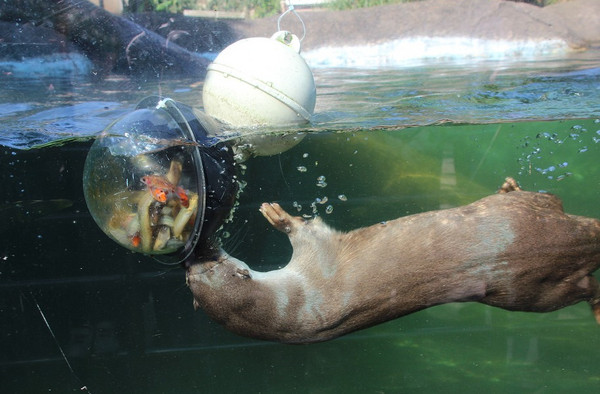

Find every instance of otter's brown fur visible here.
[186,178,600,343]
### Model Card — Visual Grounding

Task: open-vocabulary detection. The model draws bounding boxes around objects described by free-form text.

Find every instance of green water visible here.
[2,54,600,392]
[3,119,600,393]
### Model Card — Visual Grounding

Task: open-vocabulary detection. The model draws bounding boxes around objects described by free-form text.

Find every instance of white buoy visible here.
[202,31,316,157]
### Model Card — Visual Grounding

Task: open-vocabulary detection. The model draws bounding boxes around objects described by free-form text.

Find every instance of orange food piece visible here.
[131,233,141,248]
[175,186,189,208]
[141,175,190,207]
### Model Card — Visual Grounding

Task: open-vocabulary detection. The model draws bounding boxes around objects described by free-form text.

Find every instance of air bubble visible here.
[556,173,572,181]
[316,196,328,204]
[316,175,327,188]
[293,201,302,212]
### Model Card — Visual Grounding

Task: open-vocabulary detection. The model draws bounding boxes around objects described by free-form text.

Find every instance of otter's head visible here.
[185,251,255,318]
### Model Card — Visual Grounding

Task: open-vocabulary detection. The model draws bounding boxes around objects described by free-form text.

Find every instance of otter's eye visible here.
[235,268,251,279]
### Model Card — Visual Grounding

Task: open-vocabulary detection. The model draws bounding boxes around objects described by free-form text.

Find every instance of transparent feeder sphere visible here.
[83,98,210,264]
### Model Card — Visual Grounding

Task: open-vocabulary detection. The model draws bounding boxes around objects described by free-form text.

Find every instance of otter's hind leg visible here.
[498,177,522,194]
[260,203,305,235]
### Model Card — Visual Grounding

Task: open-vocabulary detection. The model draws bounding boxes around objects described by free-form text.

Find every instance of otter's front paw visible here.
[260,202,304,234]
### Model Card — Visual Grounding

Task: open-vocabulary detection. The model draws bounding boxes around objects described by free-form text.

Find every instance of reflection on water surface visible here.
[2,49,600,149]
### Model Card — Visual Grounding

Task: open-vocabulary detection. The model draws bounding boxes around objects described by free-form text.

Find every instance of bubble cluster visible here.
[517,124,593,181]
[290,151,348,217]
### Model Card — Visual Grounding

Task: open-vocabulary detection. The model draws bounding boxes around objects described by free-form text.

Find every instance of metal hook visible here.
[277,3,306,42]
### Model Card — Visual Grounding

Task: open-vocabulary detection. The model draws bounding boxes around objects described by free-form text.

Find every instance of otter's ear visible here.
[236,268,252,279]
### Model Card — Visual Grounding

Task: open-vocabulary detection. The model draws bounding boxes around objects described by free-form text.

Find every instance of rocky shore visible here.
[229,0,600,51]
[130,0,600,55]
[1,0,599,78]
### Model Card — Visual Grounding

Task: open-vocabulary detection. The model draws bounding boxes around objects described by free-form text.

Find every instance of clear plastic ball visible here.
[83,98,206,262]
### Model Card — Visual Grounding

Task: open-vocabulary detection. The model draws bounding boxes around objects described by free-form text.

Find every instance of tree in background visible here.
[152,0,196,12]
[206,0,281,17]
[127,0,196,13]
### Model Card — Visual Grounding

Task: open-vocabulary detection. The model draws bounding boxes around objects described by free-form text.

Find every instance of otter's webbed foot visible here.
[498,177,522,194]
[260,202,305,235]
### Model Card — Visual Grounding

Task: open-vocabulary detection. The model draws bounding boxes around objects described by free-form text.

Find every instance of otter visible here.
[185,178,600,344]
